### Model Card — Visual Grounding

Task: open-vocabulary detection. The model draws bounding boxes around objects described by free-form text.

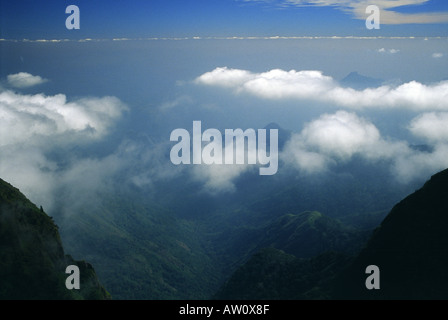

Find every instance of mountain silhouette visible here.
[340,71,383,90]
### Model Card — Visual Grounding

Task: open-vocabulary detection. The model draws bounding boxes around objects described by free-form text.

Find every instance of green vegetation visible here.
[55,194,220,299]
[4,162,446,300]
[217,168,448,300]
[214,248,351,300]
[50,159,416,299]
[0,178,109,300]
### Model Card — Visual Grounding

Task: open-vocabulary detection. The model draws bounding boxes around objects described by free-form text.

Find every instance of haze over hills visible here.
[52,149,417,299]
[1,146,447,299]
[0,119,432,300]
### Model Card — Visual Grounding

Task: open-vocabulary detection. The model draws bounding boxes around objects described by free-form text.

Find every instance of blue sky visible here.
[1,0,448,39]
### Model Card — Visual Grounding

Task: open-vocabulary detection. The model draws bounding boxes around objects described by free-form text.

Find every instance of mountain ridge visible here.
[0,178,110,300]
[215,168,448,300]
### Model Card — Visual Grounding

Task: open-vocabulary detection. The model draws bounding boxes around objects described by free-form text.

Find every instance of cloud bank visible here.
[194,66,448,186]
[196,67,448,111]
[0,90,127,146]
[282,110,448,182]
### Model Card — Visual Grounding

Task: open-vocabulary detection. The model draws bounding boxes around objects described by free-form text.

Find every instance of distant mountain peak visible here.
[340,71,384,90]
[264,122,282,130]
[262,122,291,150]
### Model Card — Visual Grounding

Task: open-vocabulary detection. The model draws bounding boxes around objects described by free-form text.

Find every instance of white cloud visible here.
[409,112,448,143]
[196,67,448,111]
[0,89,127,147]
[432,53,444,58]
[281,110,448,183]
[283,111,407,172]
[0,145,58,209]
[196,67,254,88]
[300,111,382,160]
[7,72,48,88]
[0,80,129,210]
[393,144,448,183]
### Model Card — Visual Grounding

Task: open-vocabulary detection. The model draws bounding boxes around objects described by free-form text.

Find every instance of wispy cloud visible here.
[246,0,448,24]
[377,48,400,54]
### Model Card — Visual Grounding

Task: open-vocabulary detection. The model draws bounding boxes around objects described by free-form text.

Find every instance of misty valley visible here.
[48,149,427,299]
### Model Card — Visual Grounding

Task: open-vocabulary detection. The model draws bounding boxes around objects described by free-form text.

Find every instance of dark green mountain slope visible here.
[214,168,448,300]
[256,211,366,258]
[334,168,448,299]
[214,248,351,300]
[213,211,366,299]
[55,192,219,300]
[0,178,109,300]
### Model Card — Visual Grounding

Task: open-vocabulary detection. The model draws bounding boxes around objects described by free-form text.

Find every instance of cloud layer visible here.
[193,66,448,187]
[2,69,448,201]
[196,67,448,111]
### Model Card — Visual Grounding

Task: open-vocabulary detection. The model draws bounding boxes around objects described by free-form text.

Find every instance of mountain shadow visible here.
[333,168,448,299]
[0,178,110,300]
